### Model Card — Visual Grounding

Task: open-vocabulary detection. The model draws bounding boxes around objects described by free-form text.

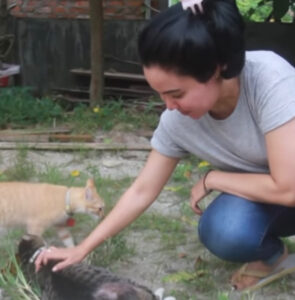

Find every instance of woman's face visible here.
[143,65,222,119]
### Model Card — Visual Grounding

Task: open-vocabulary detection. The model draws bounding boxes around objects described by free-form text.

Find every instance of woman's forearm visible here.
[78,149,179,256]
[206,170,295,206]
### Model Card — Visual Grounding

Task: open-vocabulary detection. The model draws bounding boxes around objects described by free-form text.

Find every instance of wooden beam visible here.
[0,142,152,151]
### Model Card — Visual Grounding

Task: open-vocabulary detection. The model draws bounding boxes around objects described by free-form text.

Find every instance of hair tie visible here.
[181,0,204,14]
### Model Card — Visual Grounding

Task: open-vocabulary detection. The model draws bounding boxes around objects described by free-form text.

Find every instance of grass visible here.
[0,233,41,300]
[0,87,160,133]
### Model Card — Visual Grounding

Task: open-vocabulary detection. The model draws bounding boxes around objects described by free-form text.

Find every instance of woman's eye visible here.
[171,93,184,99]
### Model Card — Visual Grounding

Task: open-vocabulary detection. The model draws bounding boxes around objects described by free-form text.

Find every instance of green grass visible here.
[0,87,160,133]
[0,233,41,300]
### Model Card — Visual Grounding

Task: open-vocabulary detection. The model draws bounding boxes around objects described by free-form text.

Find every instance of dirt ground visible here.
[1,131,295,299]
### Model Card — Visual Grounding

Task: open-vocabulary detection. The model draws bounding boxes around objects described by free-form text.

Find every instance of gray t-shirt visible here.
[151,51,295,173]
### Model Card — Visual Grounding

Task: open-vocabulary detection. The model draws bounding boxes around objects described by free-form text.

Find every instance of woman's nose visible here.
[164,98,178,110]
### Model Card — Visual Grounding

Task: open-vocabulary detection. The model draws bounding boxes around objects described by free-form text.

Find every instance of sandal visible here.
[231,254,295,292]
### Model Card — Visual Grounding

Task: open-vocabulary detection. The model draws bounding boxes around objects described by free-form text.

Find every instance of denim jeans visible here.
[198,193,295,264]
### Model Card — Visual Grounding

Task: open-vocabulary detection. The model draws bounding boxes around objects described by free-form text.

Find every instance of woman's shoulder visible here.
[245,50,295,74]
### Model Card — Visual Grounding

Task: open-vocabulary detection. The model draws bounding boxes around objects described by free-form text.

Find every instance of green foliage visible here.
[169,0,179,6]
[0,235,41,300]
[4,147,36,181]
[237,0,272,21]
[0,87,63,128]
[237,0,294,22]
[66,99,158,133]
[172,162,193,182]
[0,88,159,133]
[90,233,134,267]
[170,0,294,22]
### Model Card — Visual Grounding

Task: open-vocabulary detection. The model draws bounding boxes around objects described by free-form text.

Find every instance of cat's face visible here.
[18,234,45,265]
[76,179,105,218]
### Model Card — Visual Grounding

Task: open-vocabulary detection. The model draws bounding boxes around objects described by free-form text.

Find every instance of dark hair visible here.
[138,0,245,82]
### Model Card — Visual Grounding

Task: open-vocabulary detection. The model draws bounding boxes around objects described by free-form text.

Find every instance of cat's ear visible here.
[86,178,95,188]
[85,187,93,201]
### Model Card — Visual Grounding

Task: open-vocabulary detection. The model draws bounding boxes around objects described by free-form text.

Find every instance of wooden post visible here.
[89,0,104,107]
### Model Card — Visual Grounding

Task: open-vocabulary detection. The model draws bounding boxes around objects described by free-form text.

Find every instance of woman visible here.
[35,0,295,291]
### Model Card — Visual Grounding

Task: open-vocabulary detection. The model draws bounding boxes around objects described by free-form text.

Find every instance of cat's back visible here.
[0,182,67,225]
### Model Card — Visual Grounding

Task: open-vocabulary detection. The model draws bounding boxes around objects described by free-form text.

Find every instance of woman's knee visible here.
[198,193,264,262]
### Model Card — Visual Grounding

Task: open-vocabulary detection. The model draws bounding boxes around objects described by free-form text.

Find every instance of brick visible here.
[8,0,147,19]
[54,5,68,15]
[35,6,52,14]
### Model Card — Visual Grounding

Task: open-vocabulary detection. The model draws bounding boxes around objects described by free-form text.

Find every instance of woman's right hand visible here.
[34,244,87,272]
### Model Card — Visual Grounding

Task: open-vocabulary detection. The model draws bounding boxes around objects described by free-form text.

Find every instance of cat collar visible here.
[181,0,203,14]
[29,246,46,264]
[65,188,73,216]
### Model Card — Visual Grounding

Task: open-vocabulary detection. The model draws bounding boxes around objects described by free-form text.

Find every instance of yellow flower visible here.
[71,170,80,177]
[198,161,210,168]
[93,106,100,113]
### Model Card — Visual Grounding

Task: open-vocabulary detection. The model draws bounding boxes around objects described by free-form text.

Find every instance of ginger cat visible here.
[0,179,104,247]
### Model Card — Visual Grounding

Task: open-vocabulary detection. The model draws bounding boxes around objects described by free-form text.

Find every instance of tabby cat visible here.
[0,179,104,247]
[18,234,159,300]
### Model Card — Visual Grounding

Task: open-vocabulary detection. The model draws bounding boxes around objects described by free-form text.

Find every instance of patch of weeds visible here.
[283,237,295,253]
[240,292,257,300]
[71,147,92,161]
[131,213,187,248]
[4,147,35,181]
[85,164,101,179]
[37,164,67,184]
[174,184,191,199]
[0,232,41,300]
[217,291,230,300]
[197,160,212,175]
[180,201,197,219]
[67,99,158,133]
[0,170,8,182]
[0,87,63,128]
[172,162,193,182]
[90,233,134,268]
[163,268,215,293]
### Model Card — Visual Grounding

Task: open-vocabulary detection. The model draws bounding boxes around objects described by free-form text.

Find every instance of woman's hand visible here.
[190,173,212,215]
[34,244,87,272]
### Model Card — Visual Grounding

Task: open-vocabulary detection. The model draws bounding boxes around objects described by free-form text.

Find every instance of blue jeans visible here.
[198,193,295,264]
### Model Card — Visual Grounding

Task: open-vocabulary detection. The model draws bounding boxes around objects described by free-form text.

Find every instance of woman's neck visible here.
[209,77,240,120]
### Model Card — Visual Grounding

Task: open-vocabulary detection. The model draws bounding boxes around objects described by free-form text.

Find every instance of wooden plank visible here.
[70,69,146,82]
[0,128,71,135]
[0,142,152,151]
[49,134,93,143]
[0,135,49,142]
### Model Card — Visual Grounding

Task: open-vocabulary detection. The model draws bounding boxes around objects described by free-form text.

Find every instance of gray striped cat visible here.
[18,234,160,300]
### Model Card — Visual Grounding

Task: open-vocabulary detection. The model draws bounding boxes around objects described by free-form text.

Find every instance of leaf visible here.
[164,185,184,192]
[163,271,196,283]
[273,0,290,20]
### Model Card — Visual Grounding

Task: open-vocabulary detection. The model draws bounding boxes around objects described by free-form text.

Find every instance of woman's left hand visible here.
[190,178,209,215]
[35,244,87,272]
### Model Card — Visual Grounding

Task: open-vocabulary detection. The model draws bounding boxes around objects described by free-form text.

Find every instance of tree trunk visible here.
[89,0,104,107]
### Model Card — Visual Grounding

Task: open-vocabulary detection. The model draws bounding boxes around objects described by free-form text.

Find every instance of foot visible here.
[231,247,288,291]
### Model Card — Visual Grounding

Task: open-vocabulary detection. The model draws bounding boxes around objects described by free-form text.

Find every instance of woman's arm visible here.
[204,118,295,206]
[35,149,179,271]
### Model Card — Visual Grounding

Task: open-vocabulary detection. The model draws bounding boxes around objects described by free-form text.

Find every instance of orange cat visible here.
[0,178,104,247]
